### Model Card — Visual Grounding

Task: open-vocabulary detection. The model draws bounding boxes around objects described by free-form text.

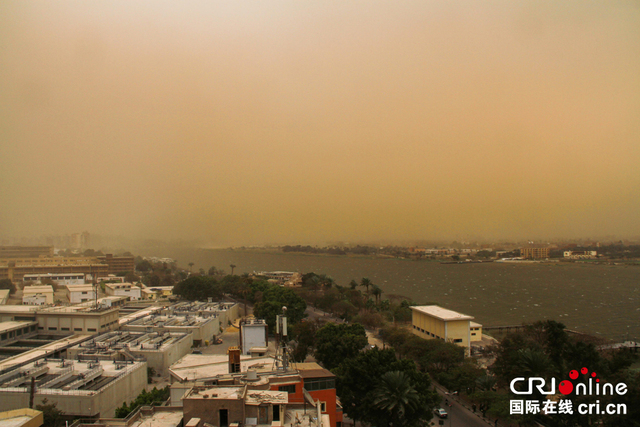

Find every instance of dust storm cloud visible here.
[1,1,639,246]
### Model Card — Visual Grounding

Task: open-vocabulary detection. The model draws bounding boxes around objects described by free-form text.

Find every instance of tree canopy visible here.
[173,276,223,301]
[314,323,368,370]
[333,347,439,426]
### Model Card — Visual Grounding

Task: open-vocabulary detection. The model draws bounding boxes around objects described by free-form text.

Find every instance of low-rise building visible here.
[411,305,481,354]
[0,359,147,417]
[96,254,135,275]
[22,286,54,306]
[66,285,96,304]
[173,353,338,427]
[23,273,85,287]
[104,283,141,301]
[563,250,597,259]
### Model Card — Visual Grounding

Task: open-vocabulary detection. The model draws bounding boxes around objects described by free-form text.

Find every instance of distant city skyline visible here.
[1,1,639,247]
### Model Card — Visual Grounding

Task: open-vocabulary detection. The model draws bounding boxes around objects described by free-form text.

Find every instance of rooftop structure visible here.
[240,318,268,356]
[68,330,193,376]
[0,358,147,417]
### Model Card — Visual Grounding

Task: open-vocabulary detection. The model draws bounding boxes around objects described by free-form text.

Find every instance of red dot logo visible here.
[581,367,588,375]
[569,370,579,380]
[591,372,597,377]
[559,381,574,395]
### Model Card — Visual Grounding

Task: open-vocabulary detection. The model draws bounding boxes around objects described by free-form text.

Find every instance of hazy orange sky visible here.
[1,1,639,246]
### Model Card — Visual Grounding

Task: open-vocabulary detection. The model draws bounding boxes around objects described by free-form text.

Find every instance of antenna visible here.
[274,306,290,371]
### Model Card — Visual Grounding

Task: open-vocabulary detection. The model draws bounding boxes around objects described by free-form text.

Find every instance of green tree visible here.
[229,264,236,275]
[360,277,372,294]
[314,323,368,370]
[0,278,15,293]
[252,283,307,331]
[36,398,64,427]
[372,371,420,427]
[333,347,439,426]
[173,276,223,301]
[115,386,170,418]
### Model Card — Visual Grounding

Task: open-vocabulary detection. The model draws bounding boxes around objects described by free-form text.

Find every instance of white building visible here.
[23,273,85,286]
[66,285,97,304]
[104,282,141,300]
[22,286,54,305]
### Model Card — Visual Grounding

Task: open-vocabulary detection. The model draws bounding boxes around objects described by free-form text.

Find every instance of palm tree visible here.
[230,264,236,275]
[372,371,420,427]
[371,284,382,305]
[188,262,194,273]
[360,277,372,294]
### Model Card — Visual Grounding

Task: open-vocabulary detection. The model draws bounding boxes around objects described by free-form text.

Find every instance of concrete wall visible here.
[37,309,119,336]
[136,334,193,376]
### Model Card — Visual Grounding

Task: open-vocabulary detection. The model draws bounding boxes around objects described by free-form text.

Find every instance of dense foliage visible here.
[333,347,439,427]
[314,323,368,370]
[173,276,223,301]
[115,386,170,418]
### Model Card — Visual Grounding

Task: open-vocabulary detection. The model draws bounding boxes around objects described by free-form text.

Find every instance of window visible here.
[320,402,327,412]
[88,328,97,332]
[61,327,69,331]
[278,384,296,394]
[74,328,82,331]
[453,339,462,343]
[48,327,57,331]
[1,334,6,340]
[304,378,335,391]
[471,333,476,336]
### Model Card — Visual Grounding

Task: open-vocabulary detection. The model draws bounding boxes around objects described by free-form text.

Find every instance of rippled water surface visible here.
[145,248,639,341]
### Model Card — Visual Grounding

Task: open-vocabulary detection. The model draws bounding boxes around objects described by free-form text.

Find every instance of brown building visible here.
[0,257,109,282]
[0,246,54,259]
[520,247,550,259]
[97,254,135,274]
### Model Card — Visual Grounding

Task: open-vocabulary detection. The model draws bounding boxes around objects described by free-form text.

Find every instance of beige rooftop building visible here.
[410,305,482,355]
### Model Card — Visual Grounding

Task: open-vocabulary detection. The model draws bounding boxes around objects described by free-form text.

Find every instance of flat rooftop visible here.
[0,334,93,373]
[75,331,189,353]
[170,354,278,381]
[0,358,145,394]
[410,305,474,321]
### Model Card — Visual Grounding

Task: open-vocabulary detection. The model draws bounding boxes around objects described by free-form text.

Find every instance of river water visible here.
[139,247,639,341]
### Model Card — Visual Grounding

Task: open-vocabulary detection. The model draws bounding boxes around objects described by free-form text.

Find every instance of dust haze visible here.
[1,1,639,246]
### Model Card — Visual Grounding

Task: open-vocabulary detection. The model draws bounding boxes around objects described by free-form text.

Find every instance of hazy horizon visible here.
[2,1,639,247]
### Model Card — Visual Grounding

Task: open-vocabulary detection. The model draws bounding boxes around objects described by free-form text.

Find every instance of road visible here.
[433,387,500,427]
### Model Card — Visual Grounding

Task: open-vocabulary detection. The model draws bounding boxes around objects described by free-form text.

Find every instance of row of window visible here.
[0,325,37,341]
[40,326,98,332]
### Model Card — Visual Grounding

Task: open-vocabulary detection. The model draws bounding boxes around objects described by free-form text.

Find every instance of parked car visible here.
[435,408,448,418]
